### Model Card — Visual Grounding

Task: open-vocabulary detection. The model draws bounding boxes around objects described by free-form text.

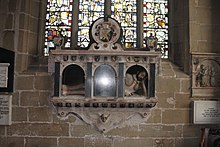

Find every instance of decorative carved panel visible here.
[192,53,220,98]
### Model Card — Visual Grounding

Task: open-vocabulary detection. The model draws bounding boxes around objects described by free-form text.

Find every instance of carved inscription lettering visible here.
[0,95,12,125]
[193,101,220,124]
[0,63,9,88]
[201,107,220,118]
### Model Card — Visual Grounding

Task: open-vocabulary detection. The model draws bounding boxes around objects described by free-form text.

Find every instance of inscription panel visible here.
[193,101,220,124]
[0,95,12,125]
[0,63,10,88]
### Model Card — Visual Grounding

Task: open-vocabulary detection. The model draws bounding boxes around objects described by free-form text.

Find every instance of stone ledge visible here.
[51,97,157,109]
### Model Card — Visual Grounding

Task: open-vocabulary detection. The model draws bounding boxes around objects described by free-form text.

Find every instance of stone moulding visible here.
[191,52,220,98]
[51,97,157,133]
[55,106,152,133]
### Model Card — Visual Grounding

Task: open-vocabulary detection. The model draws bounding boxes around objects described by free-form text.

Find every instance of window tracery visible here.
[44,0,168,58]
[45,0,73,56]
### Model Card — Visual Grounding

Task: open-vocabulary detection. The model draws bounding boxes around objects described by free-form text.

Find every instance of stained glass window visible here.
[143,0,168,58]
[111,0,137,48]
[45,0,73,56]
[78,0,105,47]
[45,0,169,58]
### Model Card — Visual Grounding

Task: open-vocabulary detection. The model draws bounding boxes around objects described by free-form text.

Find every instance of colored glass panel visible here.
[111,0,137,48]
[78,0,105,47]
[44,0,73,56]
[143,0,168,58]
[44,0,169,58]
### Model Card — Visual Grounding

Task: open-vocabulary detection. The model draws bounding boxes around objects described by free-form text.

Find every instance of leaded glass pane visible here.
[143,0,168,58]
[78,0,105,47]
[45,0,73,56]
[44,0,169,58]
[111,0,137,48]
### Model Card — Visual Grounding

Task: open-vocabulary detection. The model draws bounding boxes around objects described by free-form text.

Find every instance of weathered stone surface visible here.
[159,62,175,77]
[106,125,139,137]
[28,32,38,54]
[58,137,84,147]
[182,125,202,137]
[157,92,175,108]
[9,0,18,12]
[114,138,153,147]
[180,79,191,93]
[70,124,100,137]
[16,75,34,90]
[12,107,27,121]
[154,138,174,147]
[162,110,190,124]
[156,77,180,93]
[175,137,200,147]
[20,91,50,107]
[146,108,161,123]
[35,75,52,90]
[18,30,28,53]
[30,0,40,18]
[20,91,40,106]
[39,92,50,106]
[20,0,30,13]
[29,107,52,122]
[7,123,69,136]
[0,126,5,135]
[84,136,112,147]
[139,125,182,137]
[15,54,28,72]
[3,31,14,51]
[5,14,13,29]
[0,137,24,147]
[26,137,57,147]
[175,93,190,108]
[12,92,19,106]
[19,14,29,30]
[29,17,39,33]
[53,114,76,123]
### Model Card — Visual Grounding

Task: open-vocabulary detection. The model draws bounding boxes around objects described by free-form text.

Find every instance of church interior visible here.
[0,0,220,147]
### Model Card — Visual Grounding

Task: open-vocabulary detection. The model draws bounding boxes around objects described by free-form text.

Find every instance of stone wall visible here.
[0,0,46,72]
[2,61,214,147]
[189,0,220,53]
[169,0,190,73]
[1,0,220,147]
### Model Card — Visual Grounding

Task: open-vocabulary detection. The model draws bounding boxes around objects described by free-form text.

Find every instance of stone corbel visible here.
[56,107,152,133]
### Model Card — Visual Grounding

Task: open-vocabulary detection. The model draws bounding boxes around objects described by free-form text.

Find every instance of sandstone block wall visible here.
[1,61,217,147]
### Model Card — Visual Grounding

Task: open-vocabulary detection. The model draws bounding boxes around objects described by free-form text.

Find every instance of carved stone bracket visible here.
[56,107,152,133]
[191,52,220,98]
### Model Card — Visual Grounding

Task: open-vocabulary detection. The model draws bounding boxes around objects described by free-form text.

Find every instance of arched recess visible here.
[125,65,148,97]
[62,64,85,96]
[94,64,117,97]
